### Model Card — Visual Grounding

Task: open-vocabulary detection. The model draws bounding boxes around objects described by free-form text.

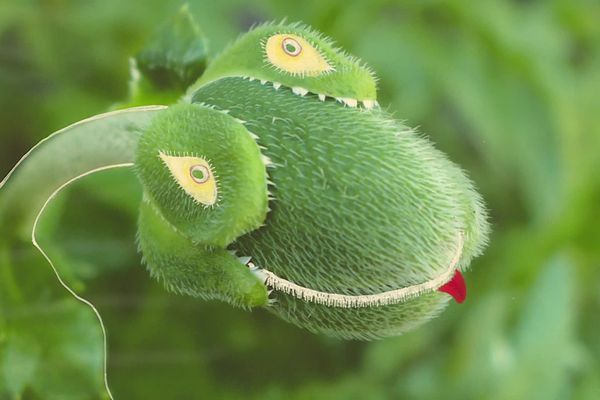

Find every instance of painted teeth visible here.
[342,98,358,108]
[241,76,377,109]
[250,266,268,283]
[292,87,308,96]
[238,256,252,265]
[261,154,274,167]
[362,99,375,109]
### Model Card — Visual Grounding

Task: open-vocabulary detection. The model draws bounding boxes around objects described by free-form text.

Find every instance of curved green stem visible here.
[0,106,166,239]
[0,105,167,400]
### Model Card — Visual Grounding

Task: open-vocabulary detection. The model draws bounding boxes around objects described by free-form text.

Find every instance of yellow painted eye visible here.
[265,33,333,76]
[159,152,218,206]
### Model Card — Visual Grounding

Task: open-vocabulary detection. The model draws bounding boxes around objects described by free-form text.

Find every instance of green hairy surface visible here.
[136,104,269,247]
[137,197,268,307]
[191,77,488,339]
[189,22,377,102]
[135,104,269,307]
[3,1,598,398]
[1,18,490,349]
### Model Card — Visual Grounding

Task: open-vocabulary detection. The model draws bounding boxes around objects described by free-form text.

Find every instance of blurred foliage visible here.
[1,0,599,399]
[130,4,209,106]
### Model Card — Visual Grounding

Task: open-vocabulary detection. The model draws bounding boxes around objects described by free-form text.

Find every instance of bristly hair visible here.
[258,233,464,308]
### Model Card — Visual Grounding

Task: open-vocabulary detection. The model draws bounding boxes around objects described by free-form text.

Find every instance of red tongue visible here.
[438,270,467,303]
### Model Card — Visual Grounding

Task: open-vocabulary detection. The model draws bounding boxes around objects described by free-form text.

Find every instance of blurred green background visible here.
[1,0,599,399]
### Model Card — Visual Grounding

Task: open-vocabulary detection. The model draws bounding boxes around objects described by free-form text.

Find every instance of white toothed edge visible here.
[235,118,247,124]
[251,267,268,284]
[292,87,308,96]
[273,82,281,90]
[238,256,251,265]
[362,100,375,109]
[318,94,326,102]
[261,233,464,308]
[260,79,267,85]
[248,77,255,82]
[261,154,273,166]
[343,98,358,108]
[247,131,260,140]
[335,97,343,103]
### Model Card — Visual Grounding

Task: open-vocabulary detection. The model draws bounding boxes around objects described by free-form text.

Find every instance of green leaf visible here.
[1,335,40,398]
[1,299,105,399]
[493,253,578,400]
[132,4,208,99]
